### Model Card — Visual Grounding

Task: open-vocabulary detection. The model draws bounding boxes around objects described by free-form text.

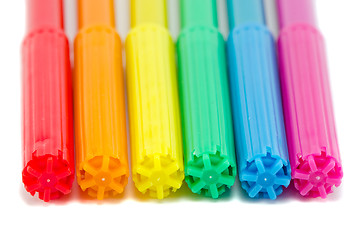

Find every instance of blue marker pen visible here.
[226,0,291,199]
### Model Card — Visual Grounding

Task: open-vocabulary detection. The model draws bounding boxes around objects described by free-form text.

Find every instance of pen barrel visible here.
[26,0,63,33]
[78,0,115,29]
[278,24,343,198]
[227,24,291,199]
[131,0,167,27]
[227,0,264,28]
[277,0,316,29]
[126,24,184,199]
[22,28,74,202]
[180,0,218,29]
[177,26,236,198]
[74,26,129,200]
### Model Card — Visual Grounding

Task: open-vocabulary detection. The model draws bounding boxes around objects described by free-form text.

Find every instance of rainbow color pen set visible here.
[226,0,291,199]
[126,0,184,199]
[74,0,129,200]
[277,0,343,198]
[177,0,236,198]
[21,0,342,201]
[22,0,74,202]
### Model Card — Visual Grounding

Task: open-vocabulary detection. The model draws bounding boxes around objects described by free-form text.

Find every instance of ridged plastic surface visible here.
[22,28,74,202]
[278,24,343,198]
[227,24,291,199]
[126,24,184,199]
[177,7,236,198]
[74,25,129,200]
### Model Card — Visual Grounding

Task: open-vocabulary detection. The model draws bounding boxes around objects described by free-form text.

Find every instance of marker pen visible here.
[22,0,74,202]
[277,0,343,198]
[177,0,236,199]
[227,0,291,199]
[74,0,129,200]
[126,0,184,199]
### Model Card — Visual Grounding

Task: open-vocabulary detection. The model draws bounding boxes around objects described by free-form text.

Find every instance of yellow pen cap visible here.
[74,0,129,200]
[126,0,184,199]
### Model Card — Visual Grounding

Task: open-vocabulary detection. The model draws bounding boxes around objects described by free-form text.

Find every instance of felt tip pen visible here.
[126,0,184,199]
[226,0,291,199]
[22,0,74,202]
[277,0,343,198]
[74,0,129,200]
[177,0,237,199]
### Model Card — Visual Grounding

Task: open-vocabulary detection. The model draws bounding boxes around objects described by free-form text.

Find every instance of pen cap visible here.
[26,0,63,33]
[126,0,184,199]
[74,0,129,200]
[277,0,343,198]
[227,0,264,29]
[130,0,167,28]
[177,0,236,198]
[78,0,115,28]
[277,0,316,29]
[22,0,74,202]
[180,0,218,29]
[226,0,291,199]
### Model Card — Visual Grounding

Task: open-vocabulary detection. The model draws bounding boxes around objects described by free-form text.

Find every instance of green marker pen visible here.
[177,0,236,198]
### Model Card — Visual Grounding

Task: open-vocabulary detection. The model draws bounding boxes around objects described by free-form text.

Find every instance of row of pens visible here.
[22,0,343,202]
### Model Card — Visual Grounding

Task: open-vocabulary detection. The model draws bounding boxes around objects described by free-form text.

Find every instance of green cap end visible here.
[185,152,236,198]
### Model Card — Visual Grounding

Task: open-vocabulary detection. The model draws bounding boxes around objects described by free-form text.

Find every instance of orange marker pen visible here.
[74,0,129,200]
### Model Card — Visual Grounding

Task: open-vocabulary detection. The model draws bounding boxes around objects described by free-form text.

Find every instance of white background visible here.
[0,0,361,239]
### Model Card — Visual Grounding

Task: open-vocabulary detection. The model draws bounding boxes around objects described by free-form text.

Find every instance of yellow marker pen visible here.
[126,0,184,199]
[74,0,129,200]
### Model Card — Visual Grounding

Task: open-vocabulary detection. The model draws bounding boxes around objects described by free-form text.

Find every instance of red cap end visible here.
[22,151,73,202]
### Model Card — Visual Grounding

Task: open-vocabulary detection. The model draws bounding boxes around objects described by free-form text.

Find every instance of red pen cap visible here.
[22,0,74,202]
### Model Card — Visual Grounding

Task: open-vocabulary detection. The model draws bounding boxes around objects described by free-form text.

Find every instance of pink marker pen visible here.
[277,0,343,198]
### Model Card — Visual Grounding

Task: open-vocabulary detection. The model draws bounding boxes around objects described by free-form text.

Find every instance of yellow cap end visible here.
[134,155,183,199]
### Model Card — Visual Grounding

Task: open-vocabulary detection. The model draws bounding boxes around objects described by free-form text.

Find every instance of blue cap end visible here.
[240,152,291,200]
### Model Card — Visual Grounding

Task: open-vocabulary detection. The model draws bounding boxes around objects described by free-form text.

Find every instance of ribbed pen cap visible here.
[227,26,291,199]
[23,0,74,202]
[277,0,316,29]
[130,0,167,28]
[180,0,218,29]
[277,3,342,198]
[227,0,265,29]
[78,0,115,29]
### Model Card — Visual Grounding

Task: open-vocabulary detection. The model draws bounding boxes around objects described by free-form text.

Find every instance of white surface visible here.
[0,0,361,239]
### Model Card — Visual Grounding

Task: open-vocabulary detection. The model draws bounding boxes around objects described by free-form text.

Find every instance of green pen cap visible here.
[177,0,237,198]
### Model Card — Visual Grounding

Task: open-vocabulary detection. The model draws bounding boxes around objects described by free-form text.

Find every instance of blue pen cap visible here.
[226,0,291,199]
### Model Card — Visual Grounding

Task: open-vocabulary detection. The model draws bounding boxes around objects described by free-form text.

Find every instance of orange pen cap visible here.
[74,0,129,200]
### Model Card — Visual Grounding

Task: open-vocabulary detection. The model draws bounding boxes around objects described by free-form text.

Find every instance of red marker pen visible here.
[22,0,74,202]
